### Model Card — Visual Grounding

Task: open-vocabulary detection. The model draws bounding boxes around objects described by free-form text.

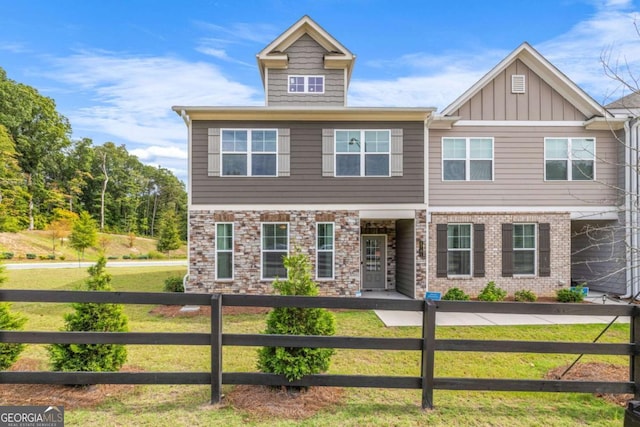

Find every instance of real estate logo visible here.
[0,406,64,427]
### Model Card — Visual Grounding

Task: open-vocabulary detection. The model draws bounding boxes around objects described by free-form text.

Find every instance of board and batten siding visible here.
[429,126,620,207]
[451,59,587,121]
[395,219,415,298]
[191,120,424,205]
[268,34,345,106]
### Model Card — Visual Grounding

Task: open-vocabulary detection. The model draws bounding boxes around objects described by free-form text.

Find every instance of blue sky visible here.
[0,0,639,182]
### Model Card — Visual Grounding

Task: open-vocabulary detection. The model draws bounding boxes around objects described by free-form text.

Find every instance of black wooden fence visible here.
[0,289,637,410]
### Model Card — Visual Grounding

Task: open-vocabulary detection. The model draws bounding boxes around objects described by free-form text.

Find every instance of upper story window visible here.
[335,130,390,177]
[288,75,324,94]
[221,129,277,177]
[545,137,595,181]
[442,137,493,181]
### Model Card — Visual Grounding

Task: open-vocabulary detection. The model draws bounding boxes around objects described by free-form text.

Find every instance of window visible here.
[317,223,334,279]
[513,224,536,275]
[545,137,595,181]
[288,75,324,93]
[216,223,233,279]
[447,224,472,276]
[262,223,288,279]
[442,137,493,181]
[221,129,277,176]
[335,130,390,176]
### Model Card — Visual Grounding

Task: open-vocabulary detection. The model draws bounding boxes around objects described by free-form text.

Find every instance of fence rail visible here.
[0,290,637,409]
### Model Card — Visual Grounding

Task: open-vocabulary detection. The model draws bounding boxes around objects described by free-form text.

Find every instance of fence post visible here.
[422,299,436,410]
[211,294,222,404]
[633,305,640,400]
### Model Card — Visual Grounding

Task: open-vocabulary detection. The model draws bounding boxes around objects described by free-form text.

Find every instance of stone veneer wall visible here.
[415,210,428,297]
[428,212,571,297]
[189,210,361,296]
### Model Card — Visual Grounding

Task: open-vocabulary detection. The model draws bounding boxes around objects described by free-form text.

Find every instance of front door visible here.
[361,235,386,289]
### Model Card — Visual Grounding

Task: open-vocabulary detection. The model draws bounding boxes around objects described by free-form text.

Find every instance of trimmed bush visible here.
[26,253,36,260]
[556,286,585,303]
[514,289,538,302]
[478,281,507,302]
[48,257,128,372]
[107,256,119,260]
[122,255,131,260]
[1,252,13,260]
[442,287,470,301]
[257,251,336,382]
[164,276,184,293]
[147,251,166,260]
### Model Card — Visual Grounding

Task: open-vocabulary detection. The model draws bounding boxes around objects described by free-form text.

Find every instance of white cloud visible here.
[130,145,188,161]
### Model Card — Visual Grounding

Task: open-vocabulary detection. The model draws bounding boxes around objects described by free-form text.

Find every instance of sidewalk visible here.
[371,291,631,327]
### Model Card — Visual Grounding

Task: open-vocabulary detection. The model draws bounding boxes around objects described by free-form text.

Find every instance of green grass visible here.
[0,266,629,426]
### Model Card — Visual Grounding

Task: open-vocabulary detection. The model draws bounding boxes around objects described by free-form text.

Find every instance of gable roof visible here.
[256,15,355,88]
[440,42,610,119]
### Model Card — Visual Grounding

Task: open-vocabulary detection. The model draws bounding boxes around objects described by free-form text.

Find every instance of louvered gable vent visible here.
[511,74,526,94]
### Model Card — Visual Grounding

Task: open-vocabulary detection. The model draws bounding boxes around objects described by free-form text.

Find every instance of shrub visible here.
[48,257,128,372]
[0,303,26,369]
[1,252,13,260]
[514,289,538,302]
[47,254,55,260]
[58,256,66,261]
[556,286,585,303]
[257,251,336,382]
[164,276,184,293]
[122,255,131,260]
[478,281,507,302]
[26,253,36,260]
[147,251,166,260]
[136,254,149,260]
[107,256,119,260]
[442,287,470,301]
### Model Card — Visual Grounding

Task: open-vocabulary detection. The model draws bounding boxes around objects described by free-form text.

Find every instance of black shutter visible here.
[473,224,485,277]
[436,224,448,278]
[502,223,513,277]
[539,223,551,277]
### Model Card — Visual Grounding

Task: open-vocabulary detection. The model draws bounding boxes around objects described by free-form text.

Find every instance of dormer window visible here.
[288,75,324,94]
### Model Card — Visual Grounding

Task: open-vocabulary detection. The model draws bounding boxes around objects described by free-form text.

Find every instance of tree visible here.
[48,257,128,372]
[47,208,78,253]
[156,212,181,254]
[0,262,26,370]
[69,211,97,261]
[257,251,336,382]
[0,68,72,230]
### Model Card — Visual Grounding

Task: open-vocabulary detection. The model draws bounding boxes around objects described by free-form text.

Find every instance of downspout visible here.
[623,118,640,299]
[631,119,640,299]
[180,109,192,290]
[423,116,430,297]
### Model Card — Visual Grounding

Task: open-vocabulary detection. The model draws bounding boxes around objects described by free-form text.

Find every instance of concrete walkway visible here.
[368,291,631,327]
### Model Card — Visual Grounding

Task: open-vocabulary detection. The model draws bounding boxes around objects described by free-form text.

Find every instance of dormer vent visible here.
[511,74,526,94]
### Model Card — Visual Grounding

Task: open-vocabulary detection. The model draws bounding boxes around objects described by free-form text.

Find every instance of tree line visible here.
[0,67,187,239]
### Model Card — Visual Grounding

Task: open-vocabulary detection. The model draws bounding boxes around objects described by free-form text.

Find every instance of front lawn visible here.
[1,266,628,426]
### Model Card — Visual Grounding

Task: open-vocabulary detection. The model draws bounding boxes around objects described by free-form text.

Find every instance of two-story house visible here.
[174,15,630,299]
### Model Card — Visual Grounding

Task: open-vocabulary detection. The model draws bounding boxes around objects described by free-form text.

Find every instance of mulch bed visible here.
[0,358,140,410]
[545,362,631,406]
[223,385,344,420]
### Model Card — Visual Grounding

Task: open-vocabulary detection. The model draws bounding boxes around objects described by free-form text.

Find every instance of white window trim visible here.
[220,129,279,177]
[513,223,537,277]
[441,137,494,181]
[334,129,391,177]
[544,137,596,181]
[447,223,473,278]
[260,222,289,281]
[287,75,325,94]
[215,223,234,281]
[316,222,335,280]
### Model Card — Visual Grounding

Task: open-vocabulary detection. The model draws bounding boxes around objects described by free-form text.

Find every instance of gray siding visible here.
[192,120,424,205]
[452,59,587,121]
[571,220,626,294]
[429,126,620,207]
[395,219,415,298]
[268,34,345,106]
